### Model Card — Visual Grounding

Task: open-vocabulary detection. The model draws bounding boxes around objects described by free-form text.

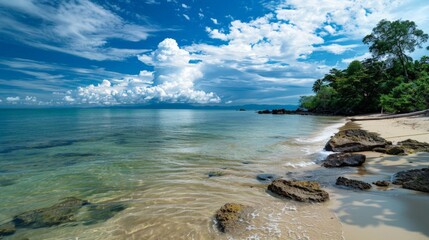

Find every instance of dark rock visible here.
[207,171,225,178]
[322,153,366,167]
[241,161,252,164]
[256,173,280,183]
[392,168,429,193]
[373,145,406,155]
[336,177,371,190]
[82,203,126,225]
[267,179,329,202]
[325,129,390,152]
[398,139,429,152]
[373,180,390,187]
[13,197,89,228]
[0,222,15,237]
[239,109,246,111]
[215,203,251,233]
[257,110,272,114]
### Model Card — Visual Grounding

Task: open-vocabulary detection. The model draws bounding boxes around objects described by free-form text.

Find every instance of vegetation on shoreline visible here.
[300,19,429,115]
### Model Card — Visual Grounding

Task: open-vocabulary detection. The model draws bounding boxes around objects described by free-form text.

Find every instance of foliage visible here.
[300,19,429,115]
[363,19,428,80]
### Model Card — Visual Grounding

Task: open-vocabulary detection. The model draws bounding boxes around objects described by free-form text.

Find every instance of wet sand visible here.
[327,115,429,240]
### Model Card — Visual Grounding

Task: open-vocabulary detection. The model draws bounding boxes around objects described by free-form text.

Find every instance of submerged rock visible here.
[256,173,280,183]
[267,179,329,202]
[392,168,429,193]
[0,222,16,237]
[398,139,429,152]
[13,197,89,228]
[336,177,371,190]
[215,203,251,233]
[325,129,390,152]
[373,145,406,155]
[373,180,390,187]
[81,202,126,225]
[322,153,366,168]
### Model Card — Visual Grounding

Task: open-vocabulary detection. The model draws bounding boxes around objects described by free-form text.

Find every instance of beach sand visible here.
[328,115,429,240]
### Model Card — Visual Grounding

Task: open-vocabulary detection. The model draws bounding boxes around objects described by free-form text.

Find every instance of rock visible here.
[207,171,225,178]
[0,222,16,237]
[267,179,329,202]
[373,145,406,155]
[336,177,371,190]
[256,173,280,183]
[81,203,126,225]
[215,203,251,233]
[373,180,390,187]
[322,153,366,167]
[257,110,271,114]
[325,129,390,152]
[398,139,429,152]
[392,168,429,193]
[13,197,89,228]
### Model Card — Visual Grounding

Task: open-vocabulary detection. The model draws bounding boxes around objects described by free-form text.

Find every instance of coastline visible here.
[327,115,429,240]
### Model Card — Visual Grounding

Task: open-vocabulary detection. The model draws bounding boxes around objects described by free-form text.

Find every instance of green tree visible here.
[312,79,324,93]
[363,19,428,80]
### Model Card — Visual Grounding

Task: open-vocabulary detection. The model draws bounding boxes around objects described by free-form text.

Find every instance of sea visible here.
[0,109,345,240]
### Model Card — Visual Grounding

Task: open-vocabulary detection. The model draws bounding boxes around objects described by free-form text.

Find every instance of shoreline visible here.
[326,115,429,240]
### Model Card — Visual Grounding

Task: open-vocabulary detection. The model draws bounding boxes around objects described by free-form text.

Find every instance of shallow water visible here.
[0,109,344,239]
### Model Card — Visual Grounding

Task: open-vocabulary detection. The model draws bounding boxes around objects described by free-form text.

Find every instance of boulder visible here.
[398,139,429,152]
[256,173,280,183]
[325,129,390,152]
[267,179,329,202]
[373,145,406,155]
[215,203,251,233]
[392,168,429,193]
[373,180,390,187]
[322,153,366,168]
[13,197,89,228]
[0,222,15,237]
[336,177,371,190]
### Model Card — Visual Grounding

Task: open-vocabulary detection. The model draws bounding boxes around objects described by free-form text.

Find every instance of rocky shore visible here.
[213,115,429,238]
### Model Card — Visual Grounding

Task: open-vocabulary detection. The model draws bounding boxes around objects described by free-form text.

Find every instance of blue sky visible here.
[0,0,428,106]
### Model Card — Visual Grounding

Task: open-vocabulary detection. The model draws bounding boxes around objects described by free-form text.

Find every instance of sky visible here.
[0,0,428,107]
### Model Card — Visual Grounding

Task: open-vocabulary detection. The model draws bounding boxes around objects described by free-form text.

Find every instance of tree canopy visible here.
[300,19,429,115]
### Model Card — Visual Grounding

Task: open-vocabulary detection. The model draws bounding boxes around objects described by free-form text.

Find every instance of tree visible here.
[312,79,324,93]
[363,19,428,80]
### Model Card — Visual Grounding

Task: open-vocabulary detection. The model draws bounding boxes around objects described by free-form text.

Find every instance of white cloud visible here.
[198,12,204,19]
[210,18,219,25]
[0,0,153,60]
[63,96,75,102]
[25,96,37,102]
[324,25,336,34]
[342,52,372,63]
[6,96,20,102]
[316,44,359,55]
[183,14,190,21]
[67,39,220,105]
[145,0,160,4]
[181,3,190,9]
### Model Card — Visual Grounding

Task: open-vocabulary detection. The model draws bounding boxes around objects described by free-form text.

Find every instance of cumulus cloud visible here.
[316,44,359,55]
[0,0,153,60]
[6,96,20,102]
[183,14,190,21]
[67,39,220,105]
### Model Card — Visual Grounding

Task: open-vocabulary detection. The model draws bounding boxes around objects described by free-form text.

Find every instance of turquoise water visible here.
[0,109,344,239]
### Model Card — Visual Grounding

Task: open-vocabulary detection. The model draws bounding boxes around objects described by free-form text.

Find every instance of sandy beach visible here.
[328,115,429,240]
